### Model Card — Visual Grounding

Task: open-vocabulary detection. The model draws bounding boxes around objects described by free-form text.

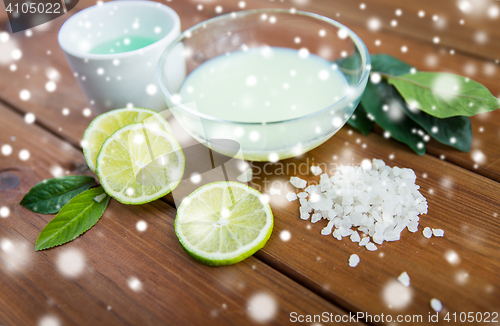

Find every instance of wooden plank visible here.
[207,0,500,62]
[154,111,500,323]
[0,0,499,182]
[256,131,500,321]
[0,105,361,325]
[305,0,500,62]
[0,2,499,323]
[158,110,500,324]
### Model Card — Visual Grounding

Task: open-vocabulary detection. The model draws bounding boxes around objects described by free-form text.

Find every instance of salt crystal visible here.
[361,159,372,171]
[311,166,323,176]
[305,185,319,194]
[333,204,343,215]
[290,176,307,188]
[299,207,310,220]
[350,231,360,242]
[359,237,370,246]
[373,159,385,169]
[354,205,369,213]
[432,228,444,237]
[319,173,330,181]
[394,219,408,232]
[423,227,433,238]
[339,227,353,237]
[384,231,400,242]
[343,205,354,215]
[332,228,342,240]
[94,193,106,203]
[317,210,328,219]
[311,213,322,223]
[350,212,362,226]
[381,169,389,179]
[416,202,428,214]
[325,189,339,199]
[294,159,428,252]
[286,192,297,202]
[297,192,308,199]
[299,198,310,211]
[401,169,416,183]
[408,210,419,220]
[319,173,331,192]
[340,220,352,229]
[408,220,419,232]
[358,192,370,206]
[312,198,332,211]
[342,196,354,206]
[321,220,335,235]
[349,254,360,267]
[308,193,320,203]
[398,271,410,287]
[430,298,443,312]
[373,232,384,244]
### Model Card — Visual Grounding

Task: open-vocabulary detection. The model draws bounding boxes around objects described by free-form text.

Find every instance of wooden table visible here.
[1,0,499,325]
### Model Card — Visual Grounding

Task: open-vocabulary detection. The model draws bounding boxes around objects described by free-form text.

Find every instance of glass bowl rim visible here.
[157,8,371,126]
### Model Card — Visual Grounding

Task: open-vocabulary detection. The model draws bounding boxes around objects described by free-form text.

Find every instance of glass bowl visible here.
[158,9,370,162]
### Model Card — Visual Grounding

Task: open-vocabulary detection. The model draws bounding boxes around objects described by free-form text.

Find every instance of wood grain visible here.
[0,1,499,325]
[268,0,500,62]
[160,112,500,324]
[256,127,500,322]
[0,105,360,325]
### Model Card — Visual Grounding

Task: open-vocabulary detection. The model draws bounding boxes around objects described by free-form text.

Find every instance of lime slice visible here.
[83,107,171,172]
[175,181,273,266]
[96,123,184,204]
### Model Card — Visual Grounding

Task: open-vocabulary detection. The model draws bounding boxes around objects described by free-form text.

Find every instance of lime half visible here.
[96,123,184,204]
[175,181,273,266]
[83,107,171,172]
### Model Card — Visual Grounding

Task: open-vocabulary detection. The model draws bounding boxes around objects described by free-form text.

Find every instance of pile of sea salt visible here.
[288,159,428,251]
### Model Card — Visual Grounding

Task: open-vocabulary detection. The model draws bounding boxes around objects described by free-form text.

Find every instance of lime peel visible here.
[96,123,184,205]
[83,107,171,172]
[175,181,273,266]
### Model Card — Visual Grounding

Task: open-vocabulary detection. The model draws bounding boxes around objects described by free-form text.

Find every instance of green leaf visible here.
[343,54,413,136]
[35,187,110,251]
[370,55,472,151]
[388,72,500,118]
[20,175,96,214]
[401,106,472,152]
[371,54,414,76]
[347,103,374,135]
[361,81,427,155]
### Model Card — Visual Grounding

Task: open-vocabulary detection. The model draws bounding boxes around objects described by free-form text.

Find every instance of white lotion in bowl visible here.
[158,9,371,161]
[178,47,349,123]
